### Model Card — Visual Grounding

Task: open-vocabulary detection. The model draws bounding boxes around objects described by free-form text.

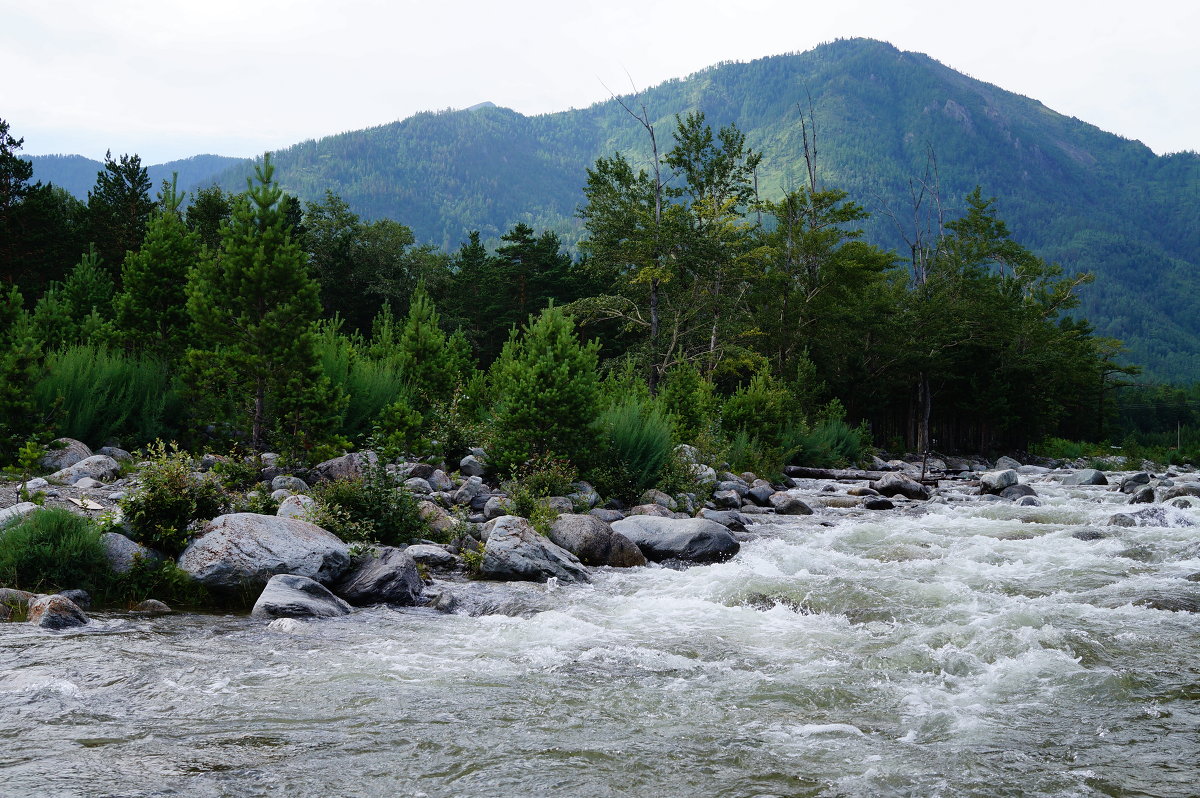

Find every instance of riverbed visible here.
[2,479,1198,797]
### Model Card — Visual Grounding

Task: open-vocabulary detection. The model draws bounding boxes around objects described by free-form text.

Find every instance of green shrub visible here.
[0,508,112,594]
[659,361,717,442]
[107,556,210,608]
[720,368,796,449]
[724,429,787,481]
[590,398,675,504]
[786,419,871,469]
[310,460,427,546]
[34,344,181,447]
[119,441,228,557]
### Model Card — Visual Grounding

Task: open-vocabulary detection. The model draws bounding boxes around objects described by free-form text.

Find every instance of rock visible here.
[1133,594,1200,613]
[396,462,436,481]
[995,455,1022,470]
[1108,513,1136,528]
[73,477,105,489]
[627,503,675,518]
[405,544,460,569]
[309,451,378,483]
[1071,528,1107,541]
[871,472,931,500]
[483,495,512,520]
[745,485,775,506]
[271,475,309,493]
[276,494,317,520]
[847,486,880,497]
[28,594,88,629]
[1170,497,1195,509]
[271,489,293,502]
[459,454,487,478]
[1127,507,1194,527]
[690,464,717,486]
[1016,465,1051,475]
[715,480,748,497]
[453,476,491,510]
[1016,496,1042,506]
[101,532,162,574]
[49,454,121,485]
[548,514,646,568]
[1120,472,1152,494]
[425,581,553,618]
[417,501,457,537]
[178,513,351,593]
[39,438,92,471]
[675,444,700,464]
[978,470,1019,495]
[96,446,133,462]
[698,509,753,533]
[480,516,590,583]
[334,547,424,606]
[769,492,813,515]
[638,489,677,511]
[611,516,739,564]
[404,477,433,495]
[862,496,895,510]
[712,489,742,509]
[999,484,1037,501]
[251,574,353,620]
[427,469,454,493]
[589,508,625,523]
[1129,486,1156,504]
[132,599,172,614]
[1161,484,1200,501]
[567,481,600,510]
[0,502,43,529]
[1185,572,1200,583]
[1066,469,1108,486]
[0,587,37,609]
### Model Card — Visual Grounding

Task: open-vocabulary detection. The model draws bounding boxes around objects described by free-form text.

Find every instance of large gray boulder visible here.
[548,514,646,568]
[481,516,590,583]
[1065,469,1108,486]
[995,455,1022,470]
[101,532,162,574]
[178,513,350,593]
[276,494,317,520]
[453,476,491,510]
[979,469,1019,495]
[308,451,378,483]
[49,454,121,485]
[698,509,753,532]
[1162,484,1200,501]
[459,454,487,478]
[251,574,352,620]
[768,491,814,515]
[999,484,1037,501]
[1119,472,1151,494]
[39,438,92,471]
[28,594,89,629]
[334,547,424,606]
[870,472,931,500]
[611,516,740,564]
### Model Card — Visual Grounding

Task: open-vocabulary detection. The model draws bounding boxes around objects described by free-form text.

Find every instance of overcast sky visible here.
[4,0,1196,164]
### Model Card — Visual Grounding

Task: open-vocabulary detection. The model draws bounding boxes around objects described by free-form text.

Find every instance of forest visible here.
[1,108,1193,492]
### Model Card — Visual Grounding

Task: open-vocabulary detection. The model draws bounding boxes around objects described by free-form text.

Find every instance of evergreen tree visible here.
[29,245,114,349]
[114,177,200,355]
[184,154,344,456]
[87,151,154,276]
[185,184,233,252]
[0,285,42,460]
[395,281,457,404]
[487,305,601,475]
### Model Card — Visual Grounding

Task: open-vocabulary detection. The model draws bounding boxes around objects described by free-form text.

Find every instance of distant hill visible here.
[26,153,242,198]
[27,39,1200,381]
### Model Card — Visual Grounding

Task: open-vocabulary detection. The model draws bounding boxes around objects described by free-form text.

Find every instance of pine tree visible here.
[114,176,200,355]
[395,281,457,404]
[487,305,601,475]
[0,285,42,460]
[184,154,345,457]
[87,151,154,277]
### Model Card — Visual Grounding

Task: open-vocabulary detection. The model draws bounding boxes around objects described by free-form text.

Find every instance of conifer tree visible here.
[184,154,344,456]
[0,285,42,460]
[395,282,457,404]
[487,305,601,475]
[115,176,199,355]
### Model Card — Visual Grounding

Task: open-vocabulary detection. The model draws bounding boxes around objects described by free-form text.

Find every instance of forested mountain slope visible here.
[26,153,242,199]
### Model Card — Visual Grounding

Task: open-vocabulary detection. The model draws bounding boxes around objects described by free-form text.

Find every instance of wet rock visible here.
[1071,528,1107,541]
[745,485,775,506]
[999,484,1037,501]
[276,494,317,520]
[1128,486,1156,504]
[1161,484,1200,501]
[712,489,742,509]
[132,599,172,614]
[871,472,931,500]
[979,470,1019,495]
[862,496,895,510]
[481,516,590,583]
[58,589,91,609]
[1184,572,1200,583]
[405,543,460,569]
[847,486,880,497]
[49,454,121,485]
[1016,496,1042,506]
[334,546,424,606]
[1170,497,1196,509]
[1107,513,1136,528]
[28,594,88,629]
[178,513,351,593]
[252,574,352,620]
[425,581,553,618]
[1120,472,1152,494]
[548,514,646,568]
[1065,469,1108,486]
[698,509,753,533]
[769,492,813,515]
[39,438,92,471]
[309,451,378,483]
[101,532,162,574]
[1133,594,1200,613]
[611,516,739,564]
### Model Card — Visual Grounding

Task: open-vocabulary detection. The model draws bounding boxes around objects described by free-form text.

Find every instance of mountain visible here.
[25,153,242,198]
[27,39,1200,381]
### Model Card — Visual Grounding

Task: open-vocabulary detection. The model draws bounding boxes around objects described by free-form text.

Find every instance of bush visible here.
[590,398,675,504]
[786,419,871,469]
[107,556,210,608]
[119,441,228,557]
[0,508,112,594]
[309,460,428,546]
[658,361,717,442]
[720,369,796,449]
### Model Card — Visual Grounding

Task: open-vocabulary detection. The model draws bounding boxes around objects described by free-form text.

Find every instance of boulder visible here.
[334,546,424,606]
[28,594,88,629]
[251,574,352,620]
[39,438,92,471]
[0,587,37,609]
[1107,513,1136,528]
[481,516,590,583]
[1066,469,1108,486]
[847,486,880,497]
[101,532,162,574]
[453,476,491,510]
[745,485,775,506]
[715,480,749,497]
[1120,472,1152,494]
[698,509,753,533]
[404,477,433,495]
[427,470,454,493]
[0,502,43,529]
[178,513,350,593]
[271,475,310,493]
[611,516,739,564]
[862,496,895,510]
[1161,484,1200,501]
[405,543,460,569]
[978,470,1019,495]
[276,494,317,520]
[483,495,512,520]
[995,455,1022,470]
[870,472,931,500]
[712,489,742,509]
[769,492,813,515]
[309,451,378,483]
[1128,486,1156,504]
[548,514,646,568]
[1016,496,1042,506]
[417,501,457,537]
[459,454,487,478]
[96,446,133,462]
[49,454,121,485]
[690,463,717,486]
[567,482,600,510]
[1071,528,1107,541]
[132,599,172,614]
[425,581,554,618]
[999,484,1037,501]
[638,489,677,510]
[396,462,436,481]
[589,508,625,523]
[627,503,674,518]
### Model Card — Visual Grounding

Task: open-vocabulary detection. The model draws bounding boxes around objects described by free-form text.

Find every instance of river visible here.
[2,477,1198,797]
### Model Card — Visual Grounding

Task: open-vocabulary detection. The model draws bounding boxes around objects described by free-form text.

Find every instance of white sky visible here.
[4,0,1197,164]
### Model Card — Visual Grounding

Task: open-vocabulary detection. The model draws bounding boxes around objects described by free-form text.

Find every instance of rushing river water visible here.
[2,477,1199,797]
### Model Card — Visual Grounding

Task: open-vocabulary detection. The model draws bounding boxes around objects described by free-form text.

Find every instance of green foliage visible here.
[0,508,112,594]
[33,344,180,447]
[119,441,228,557]
[720,369,796,449]
[590,398,675,504]
[87,150,154,276]
[487,305,602,475]
[503,455,577,533]
[423,386,485,465]
[723,429,787,481]
[314,319,408,444]
[0,292,44,462]
[106,555,210,608]
[372,394,428,461]
[658,361,718,442]
[309,461,428,546]
[785,418,871,469]
[395,281,459,404]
